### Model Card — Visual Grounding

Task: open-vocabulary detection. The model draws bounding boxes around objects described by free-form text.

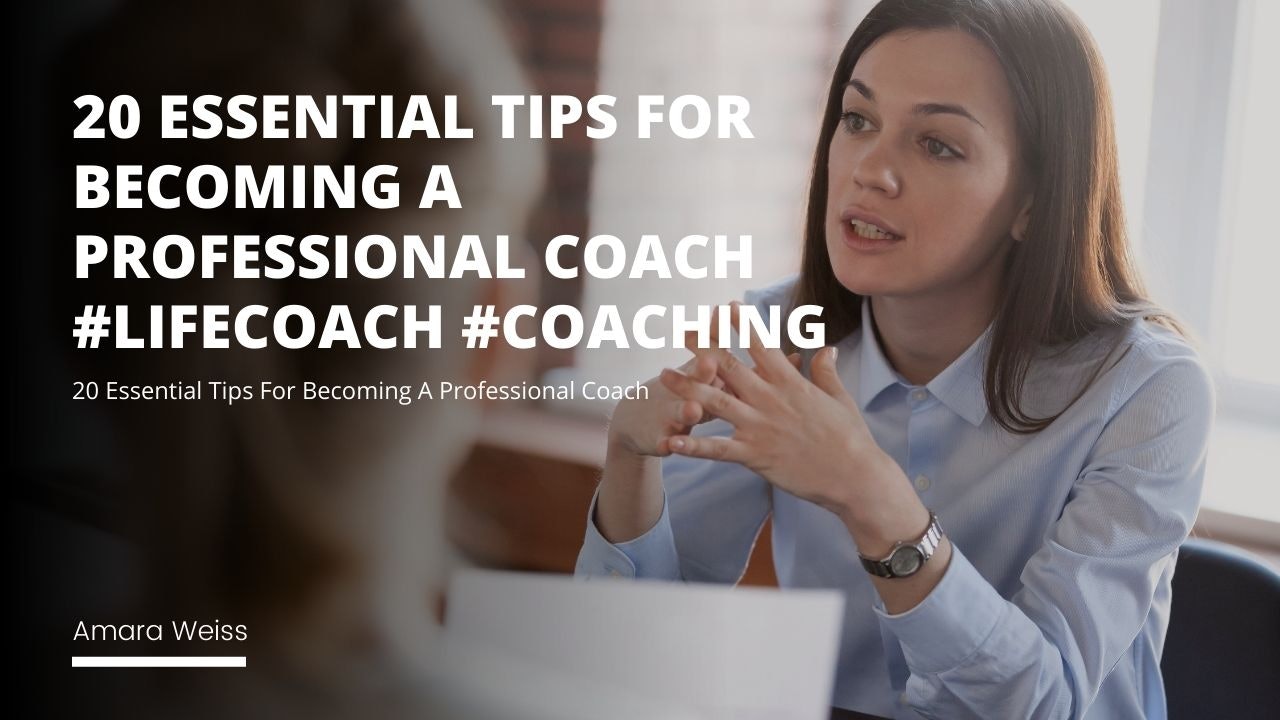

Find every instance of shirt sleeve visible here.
[876,344,1214,720]
[574,415,773,583]
[574,483,682,580]
[575,280,793,583]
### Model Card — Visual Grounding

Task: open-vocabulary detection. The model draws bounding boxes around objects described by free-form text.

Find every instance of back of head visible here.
[52,0,543,713]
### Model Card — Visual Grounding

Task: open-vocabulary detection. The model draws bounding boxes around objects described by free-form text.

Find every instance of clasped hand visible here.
[656,303,899,519]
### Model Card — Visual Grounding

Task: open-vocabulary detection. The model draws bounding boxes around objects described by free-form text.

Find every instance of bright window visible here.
[1217,0,1280,388]
[1198,0,1280,525]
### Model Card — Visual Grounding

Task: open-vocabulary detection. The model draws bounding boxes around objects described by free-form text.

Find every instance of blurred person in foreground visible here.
[50,0,698,717]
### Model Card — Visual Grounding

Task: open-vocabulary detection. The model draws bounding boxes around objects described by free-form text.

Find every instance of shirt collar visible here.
[854,300,901,412]
[854,299,993,427]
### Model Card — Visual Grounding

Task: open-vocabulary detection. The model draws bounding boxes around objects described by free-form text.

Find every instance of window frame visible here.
[1143,0,1280,418]
[1140,0,1279,536]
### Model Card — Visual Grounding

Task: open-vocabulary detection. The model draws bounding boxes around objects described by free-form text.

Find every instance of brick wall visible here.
[498,0,605,371]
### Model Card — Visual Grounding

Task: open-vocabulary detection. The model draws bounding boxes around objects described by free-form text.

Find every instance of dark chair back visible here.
[1162,538,1280,718]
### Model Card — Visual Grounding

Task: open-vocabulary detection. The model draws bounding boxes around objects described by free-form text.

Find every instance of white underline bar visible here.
[72,656,246,668]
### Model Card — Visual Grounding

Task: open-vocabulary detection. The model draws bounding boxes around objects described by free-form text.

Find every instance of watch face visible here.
[889,546,924,576]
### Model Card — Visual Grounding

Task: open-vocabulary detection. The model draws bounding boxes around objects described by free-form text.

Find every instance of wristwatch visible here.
[858,512,944,579]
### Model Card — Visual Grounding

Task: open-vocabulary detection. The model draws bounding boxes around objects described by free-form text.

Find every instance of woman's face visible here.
[826,28,1029,300]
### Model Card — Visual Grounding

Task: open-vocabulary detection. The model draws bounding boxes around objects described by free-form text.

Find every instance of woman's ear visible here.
[1012,196,1033,242]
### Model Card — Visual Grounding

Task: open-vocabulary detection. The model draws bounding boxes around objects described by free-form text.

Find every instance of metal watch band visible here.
[858,511,944,579]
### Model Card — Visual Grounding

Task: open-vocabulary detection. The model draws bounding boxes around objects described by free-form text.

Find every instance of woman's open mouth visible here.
[840,216,904,251]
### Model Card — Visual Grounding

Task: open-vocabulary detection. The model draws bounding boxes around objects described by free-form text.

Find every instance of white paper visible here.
[444,570,845,720]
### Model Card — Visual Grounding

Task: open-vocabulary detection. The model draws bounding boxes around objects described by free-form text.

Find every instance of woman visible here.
[576,0,1214,718]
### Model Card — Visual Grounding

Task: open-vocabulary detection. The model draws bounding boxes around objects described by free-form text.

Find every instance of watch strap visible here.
[858,511,943,579]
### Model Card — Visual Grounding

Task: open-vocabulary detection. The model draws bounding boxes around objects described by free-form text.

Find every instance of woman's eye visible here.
[840,111,869,133]
[924,137,959,159]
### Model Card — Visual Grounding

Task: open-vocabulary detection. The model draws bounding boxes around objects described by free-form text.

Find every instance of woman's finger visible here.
[689,352,718,385]
[682,328,769,401]
[682,350,732,395]
[810,345,855,407]
[672,399,703,426]
[666,434,750,464]
[659,367,758,425]
[727,302,798,381]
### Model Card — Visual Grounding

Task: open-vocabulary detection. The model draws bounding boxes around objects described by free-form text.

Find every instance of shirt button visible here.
[914,474,931,491]
[608,568,622,578]
[910,389,927,402]
[899,691,909,705]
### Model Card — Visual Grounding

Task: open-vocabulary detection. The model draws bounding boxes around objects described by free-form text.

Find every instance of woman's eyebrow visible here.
[845,79,985,129]
[914,102,985,129]
[847,79,877,101]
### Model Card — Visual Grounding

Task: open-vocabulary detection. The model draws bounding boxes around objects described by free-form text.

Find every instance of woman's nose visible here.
[851,140,901,197]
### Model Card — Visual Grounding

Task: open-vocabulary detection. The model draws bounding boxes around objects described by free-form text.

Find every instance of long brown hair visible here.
[793,0,1182,434]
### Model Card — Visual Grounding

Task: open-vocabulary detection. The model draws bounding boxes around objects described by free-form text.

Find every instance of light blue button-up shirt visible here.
[576,278,1214,719]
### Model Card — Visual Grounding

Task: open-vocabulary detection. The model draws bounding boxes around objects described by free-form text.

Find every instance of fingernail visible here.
[829,346,839,361]
[670,438,686,450]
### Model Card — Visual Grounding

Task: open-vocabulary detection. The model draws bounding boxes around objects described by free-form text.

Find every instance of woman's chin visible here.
[831,266,904,297]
